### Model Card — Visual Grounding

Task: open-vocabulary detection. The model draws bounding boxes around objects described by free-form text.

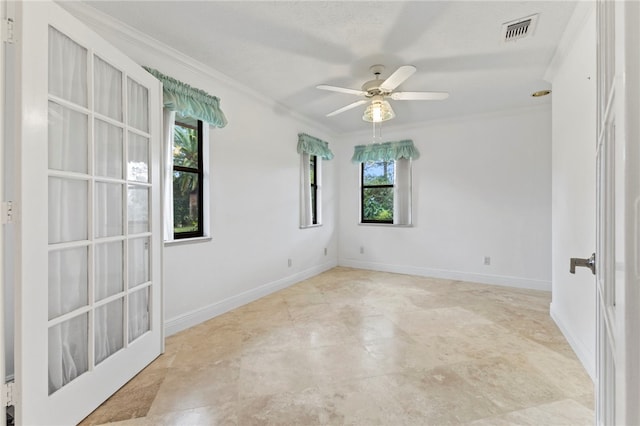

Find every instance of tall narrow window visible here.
[173,115,203,238]
[297,133,333,228]
[361,160,395,223]
[310,155,318,225]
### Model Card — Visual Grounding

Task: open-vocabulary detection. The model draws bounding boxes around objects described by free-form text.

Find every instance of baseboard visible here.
[338,259,551,291]
[164,260,337,336]
[550,302,596,381]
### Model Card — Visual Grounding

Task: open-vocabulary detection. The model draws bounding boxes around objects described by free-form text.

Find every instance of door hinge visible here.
[2,18,15,44]
[3,381,15,407]
[2,201,14,224]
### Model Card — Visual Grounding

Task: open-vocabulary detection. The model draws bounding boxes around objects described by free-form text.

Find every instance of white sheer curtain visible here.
[92,57,126,367]
[127,78,149,132]
[94,56,122,121]
[48,26,154,394]
[129,288,150,342]
[94,241,123,365]
[48,26,87,107]
[127,94,152,340]
[163,109,176,241]
[300,153,312,227]
[394,158,412,225]
[48,27,91,394]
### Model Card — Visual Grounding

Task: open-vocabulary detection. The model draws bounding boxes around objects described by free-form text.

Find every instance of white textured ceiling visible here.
[79,1,576,133]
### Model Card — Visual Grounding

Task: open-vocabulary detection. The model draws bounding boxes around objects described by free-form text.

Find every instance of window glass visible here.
[363,160,395,185]
[300,154,321,228]
[361,160,395,223]
[173,115,203,238]
[310,155,318,225]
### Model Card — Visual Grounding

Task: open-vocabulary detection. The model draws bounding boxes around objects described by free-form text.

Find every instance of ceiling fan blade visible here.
[326,100,368,117]
[390,91,449,101]
[379,65,417,92]
[316,84,366,96]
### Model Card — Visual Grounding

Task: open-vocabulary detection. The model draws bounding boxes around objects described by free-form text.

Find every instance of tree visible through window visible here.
[173,115,203,238]
[361,160,395,223]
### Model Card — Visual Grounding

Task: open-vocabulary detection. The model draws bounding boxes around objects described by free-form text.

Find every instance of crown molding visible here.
[57,1,338,138]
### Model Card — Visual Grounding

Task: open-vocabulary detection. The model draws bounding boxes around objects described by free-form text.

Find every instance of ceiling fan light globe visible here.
[363,100,395,122]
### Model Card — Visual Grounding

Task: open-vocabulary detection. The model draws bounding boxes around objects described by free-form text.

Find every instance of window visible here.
[300,153,322,227]
[353,141,418,226]
[356,154,413,226]
[297,133,333,228]
[361,160,395,223]
[310,155,318,225]
[173,114,203,239]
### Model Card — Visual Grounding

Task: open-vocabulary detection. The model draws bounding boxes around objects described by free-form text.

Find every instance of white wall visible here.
[61,2,558,343]
[62,4,339,335]
[545,4,596,379]
[337,106,552,290]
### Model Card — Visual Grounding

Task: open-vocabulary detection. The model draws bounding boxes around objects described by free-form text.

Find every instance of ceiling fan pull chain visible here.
[371,121,383,144]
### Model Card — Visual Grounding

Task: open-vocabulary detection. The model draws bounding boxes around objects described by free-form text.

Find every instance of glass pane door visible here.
[16,2,162,424]
[46,26,155,394]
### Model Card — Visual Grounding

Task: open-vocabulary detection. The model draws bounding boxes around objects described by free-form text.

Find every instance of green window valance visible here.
[351,140,420,163]
[297,133,334,160]
[143,67,228,128]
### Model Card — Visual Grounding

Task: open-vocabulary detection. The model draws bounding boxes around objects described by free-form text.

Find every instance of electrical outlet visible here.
[288,258,292,267]
[360,246,364,254]
[483,256,491,266]
[324,248,327,256]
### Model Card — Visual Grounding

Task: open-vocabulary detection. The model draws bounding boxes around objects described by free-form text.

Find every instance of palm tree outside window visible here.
[173,114,204,238]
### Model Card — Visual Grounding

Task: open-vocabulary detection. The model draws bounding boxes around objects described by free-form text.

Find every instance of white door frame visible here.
[0,0,9,421]
[595,1,640,424]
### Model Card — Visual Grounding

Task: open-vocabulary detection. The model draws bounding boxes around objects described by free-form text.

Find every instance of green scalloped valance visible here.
[144,67,228,128]
[351,140,420,163]
[297,133,334,160]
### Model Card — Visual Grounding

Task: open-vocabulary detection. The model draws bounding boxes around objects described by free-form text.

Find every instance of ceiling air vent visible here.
[502,14,538,42]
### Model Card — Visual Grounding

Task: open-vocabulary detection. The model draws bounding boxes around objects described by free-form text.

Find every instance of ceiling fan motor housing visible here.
[362,64,390,97]
[361,80,389,97]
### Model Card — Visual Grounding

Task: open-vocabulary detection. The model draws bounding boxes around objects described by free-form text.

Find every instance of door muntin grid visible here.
[47,25,153,394]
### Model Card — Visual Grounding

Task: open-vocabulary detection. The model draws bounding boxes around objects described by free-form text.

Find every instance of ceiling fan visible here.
[317,64,449,122]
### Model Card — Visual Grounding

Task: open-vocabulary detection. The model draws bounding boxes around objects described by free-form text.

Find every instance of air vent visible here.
[502,14,538,42]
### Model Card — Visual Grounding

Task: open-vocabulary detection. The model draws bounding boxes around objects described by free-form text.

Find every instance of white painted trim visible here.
[0,2,7,416]
[164,236,212,246]
[544,1,596,83]
[57,1,337,139]
[550,301,595,381]
[164,260,338,336]
[338,259,551,291]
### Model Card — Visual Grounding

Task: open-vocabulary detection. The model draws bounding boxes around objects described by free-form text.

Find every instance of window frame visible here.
[360,160,395,224]
[173,118,204,240]
[310,154,318,225]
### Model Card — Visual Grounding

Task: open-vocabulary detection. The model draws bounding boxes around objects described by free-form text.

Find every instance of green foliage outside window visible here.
[173,123,201,235]
[362,160,394,222]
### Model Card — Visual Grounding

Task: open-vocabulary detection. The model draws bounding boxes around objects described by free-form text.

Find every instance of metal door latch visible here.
[570,253,596,275]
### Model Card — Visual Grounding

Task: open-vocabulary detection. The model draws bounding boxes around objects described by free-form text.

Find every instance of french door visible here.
[595,1,640,424]
[15,1,163,424]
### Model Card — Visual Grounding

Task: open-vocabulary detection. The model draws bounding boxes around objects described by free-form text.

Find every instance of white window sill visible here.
[358,223,413,227]
[164,236,212,247]
[300,224,323,229]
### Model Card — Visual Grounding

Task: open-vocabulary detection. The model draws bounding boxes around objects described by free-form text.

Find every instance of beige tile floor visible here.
[81,267,594,425]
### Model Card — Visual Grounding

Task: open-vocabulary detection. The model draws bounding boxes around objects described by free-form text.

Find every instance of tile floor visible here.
[81,267,594,425]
